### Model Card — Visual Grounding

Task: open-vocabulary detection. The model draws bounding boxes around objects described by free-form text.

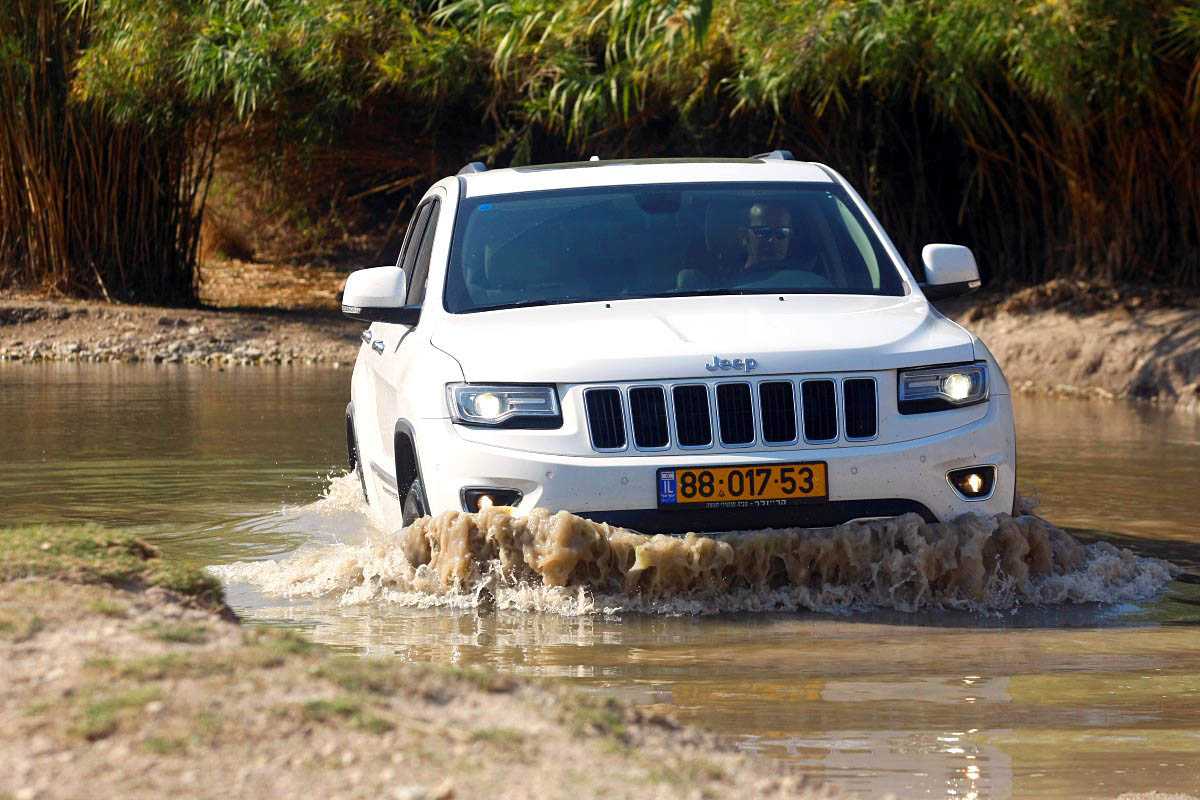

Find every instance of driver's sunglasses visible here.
[749,225,792,241]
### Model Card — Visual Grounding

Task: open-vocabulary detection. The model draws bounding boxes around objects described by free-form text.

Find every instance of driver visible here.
[735,201,832,290]
[740,201,794,273]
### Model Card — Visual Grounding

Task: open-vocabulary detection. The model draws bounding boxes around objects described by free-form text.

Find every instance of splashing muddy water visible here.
[216,493,1175,615]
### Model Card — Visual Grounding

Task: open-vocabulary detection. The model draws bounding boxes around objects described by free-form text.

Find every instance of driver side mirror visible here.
[920,244,982,301]
[341,266,421,325]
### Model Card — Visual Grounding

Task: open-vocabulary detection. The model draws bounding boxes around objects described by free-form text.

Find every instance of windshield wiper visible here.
[469,299,580,313]
[469,290,787,313]
[618,289,775,301]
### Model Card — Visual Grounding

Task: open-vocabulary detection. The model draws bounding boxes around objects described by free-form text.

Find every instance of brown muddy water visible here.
[3,362,1199,799]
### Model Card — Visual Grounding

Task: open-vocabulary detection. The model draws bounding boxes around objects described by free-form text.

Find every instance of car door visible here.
[368,195,441,489]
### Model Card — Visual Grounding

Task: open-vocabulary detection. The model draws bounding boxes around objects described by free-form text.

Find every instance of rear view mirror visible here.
[341,266,421,325]
[920,244,982,300]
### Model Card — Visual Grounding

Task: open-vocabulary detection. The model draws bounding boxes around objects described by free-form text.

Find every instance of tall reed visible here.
[3,0,1198,299]
[0,0,210,303]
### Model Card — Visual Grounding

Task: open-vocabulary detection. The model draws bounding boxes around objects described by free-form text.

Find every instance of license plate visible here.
[656,462,828,508]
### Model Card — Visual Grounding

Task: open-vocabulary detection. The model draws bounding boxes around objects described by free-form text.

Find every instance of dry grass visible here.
[0,525,224,610]
[0,572,827,799]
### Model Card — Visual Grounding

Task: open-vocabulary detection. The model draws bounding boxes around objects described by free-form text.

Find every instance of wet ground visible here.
[3,362,1199,798]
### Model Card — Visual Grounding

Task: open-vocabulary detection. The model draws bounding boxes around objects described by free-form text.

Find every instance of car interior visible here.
[448,186,897,311]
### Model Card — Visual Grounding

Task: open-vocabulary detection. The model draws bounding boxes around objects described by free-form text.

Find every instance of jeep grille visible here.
[584,376,878,453]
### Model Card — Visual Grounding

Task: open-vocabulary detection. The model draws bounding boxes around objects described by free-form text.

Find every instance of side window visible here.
[834,196,881,289]
[394,204,423,268]
[407,199,439,305]
[401,202,434,280]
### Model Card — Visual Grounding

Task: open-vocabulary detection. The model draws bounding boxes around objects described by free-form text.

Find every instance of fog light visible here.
[947,466,996,500]
[461,487,523,512]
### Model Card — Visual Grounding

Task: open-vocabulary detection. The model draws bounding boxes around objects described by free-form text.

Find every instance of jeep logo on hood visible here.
[705,356,759,373]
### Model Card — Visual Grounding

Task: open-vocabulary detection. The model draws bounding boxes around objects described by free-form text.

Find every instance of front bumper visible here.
[416,394,1016,534]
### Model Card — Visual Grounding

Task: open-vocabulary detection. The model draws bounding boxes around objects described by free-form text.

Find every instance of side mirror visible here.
[341,266,421,325]
[920,244,982,300]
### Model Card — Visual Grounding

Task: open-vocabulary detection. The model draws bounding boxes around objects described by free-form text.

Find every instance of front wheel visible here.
[402,478,428,526]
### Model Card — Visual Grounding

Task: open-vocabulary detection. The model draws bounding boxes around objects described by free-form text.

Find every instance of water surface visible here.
[3,363,1198,799]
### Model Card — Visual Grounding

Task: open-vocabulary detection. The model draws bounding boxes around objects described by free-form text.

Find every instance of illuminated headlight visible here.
[447,384,562,428]
[898,362,988,414]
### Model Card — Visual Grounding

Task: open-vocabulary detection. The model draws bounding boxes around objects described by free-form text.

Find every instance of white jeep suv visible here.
[342,152,1016,533]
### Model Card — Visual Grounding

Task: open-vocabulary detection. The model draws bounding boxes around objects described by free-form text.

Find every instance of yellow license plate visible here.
[656,462,828,508]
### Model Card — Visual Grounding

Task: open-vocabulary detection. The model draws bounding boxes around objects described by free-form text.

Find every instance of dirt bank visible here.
[0,526,827,800]
[3,269,1198,413]
[0,294,360,367]
[940,281,1200,414]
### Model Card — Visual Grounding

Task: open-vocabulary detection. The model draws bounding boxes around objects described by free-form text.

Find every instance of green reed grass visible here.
[1,0,1197,299]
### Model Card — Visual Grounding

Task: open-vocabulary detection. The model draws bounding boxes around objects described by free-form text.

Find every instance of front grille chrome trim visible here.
[842,377,880,442]
[626,385,672,451]
[800,379,840,444]
[581,374,881,453]
[758,380,799,446]
[583,386,628,452]
[671,383,715,449]
[715,382,756,448]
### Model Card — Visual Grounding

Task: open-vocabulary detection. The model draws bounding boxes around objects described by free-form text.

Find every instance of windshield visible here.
[444,182,906,313]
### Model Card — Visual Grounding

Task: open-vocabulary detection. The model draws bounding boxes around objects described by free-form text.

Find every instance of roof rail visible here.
[457,161,488,175]
[751,150,795,161]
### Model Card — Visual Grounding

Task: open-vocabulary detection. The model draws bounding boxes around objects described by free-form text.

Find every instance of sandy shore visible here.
[0,526,827,800]
[3,274,1197,412]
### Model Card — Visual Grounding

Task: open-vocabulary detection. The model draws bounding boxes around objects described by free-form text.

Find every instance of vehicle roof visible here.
[459,157,835,198]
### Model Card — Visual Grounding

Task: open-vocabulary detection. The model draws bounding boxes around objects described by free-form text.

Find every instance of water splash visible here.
[214,475,1175,616]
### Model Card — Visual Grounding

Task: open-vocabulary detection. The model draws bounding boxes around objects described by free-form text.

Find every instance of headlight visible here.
[447,384,562,428]
[898,362,988,414]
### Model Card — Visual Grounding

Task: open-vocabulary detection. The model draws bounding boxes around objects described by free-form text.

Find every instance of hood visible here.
[431,294,974,383]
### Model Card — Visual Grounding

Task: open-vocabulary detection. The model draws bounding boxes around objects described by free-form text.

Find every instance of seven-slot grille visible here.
[583,377,879,451]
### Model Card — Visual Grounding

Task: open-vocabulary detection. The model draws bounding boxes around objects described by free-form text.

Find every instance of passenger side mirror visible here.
[920,244,982,300]
[341,266,421,325]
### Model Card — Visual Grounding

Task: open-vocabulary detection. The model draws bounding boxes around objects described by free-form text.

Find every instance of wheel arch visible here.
[393,419,426,504]
[345,402,358,470]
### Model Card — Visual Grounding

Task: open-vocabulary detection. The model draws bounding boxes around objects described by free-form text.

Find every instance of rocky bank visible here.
[2,276,1198,413]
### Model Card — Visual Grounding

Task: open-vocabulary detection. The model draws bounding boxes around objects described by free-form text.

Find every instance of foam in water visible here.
[213,474,1176,616]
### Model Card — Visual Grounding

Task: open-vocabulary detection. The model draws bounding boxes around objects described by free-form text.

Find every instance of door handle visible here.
[371,339,385,354]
